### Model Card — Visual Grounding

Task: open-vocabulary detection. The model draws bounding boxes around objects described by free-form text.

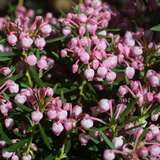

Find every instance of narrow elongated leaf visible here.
[44,153,55,160]
[0,122,11,144]
[151,24,160,31]
[99,130,114,149]
[120,99,136,123]
[39,124,52,150]
[47,36,65,43]
[5,139,28,152]
[29,67,45,87]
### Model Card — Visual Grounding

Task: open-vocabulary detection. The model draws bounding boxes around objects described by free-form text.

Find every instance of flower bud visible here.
[98,99,110,112]
[22,155,32,160]
[131,46,143,56]
[106,71,116,82]
[81,118,93,129]
[84,68,95,81]
[14,94,27,104]
[78,14,87,23]
[52,122,64,136]
[40,24,52,36]
[62,27,71,36]
[72,105,82,118]
[79,133,89,146]
[97,66,107,78]
[7,34,17,46]
[149,144,160,156]
[35,37,46,50]
[125,66,135,79]
[112,136,123,149]
[4,118,14,130]
[2,151,13,159]
[103,149,115,160]
[8,82,19,93]
[47,110,57,120]
[138,147,148,158]
[149,75,160,87]
[57,110,68,121]
[31,111,43,124]
[21,37,33,49]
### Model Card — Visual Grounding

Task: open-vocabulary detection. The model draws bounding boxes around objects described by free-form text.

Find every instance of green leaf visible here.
[28,67,45,87]
[99,130,114,149]
[15,102,33,112]
[47,36,65,44]
[44,153,55,160]
[39,124,52,150]
[5,139,28,152]
[0,122,11,144]
[151,24,160,31]
[120,99,136,124]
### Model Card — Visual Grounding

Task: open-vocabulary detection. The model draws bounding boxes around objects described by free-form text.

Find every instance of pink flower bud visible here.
[47,110,57,120]
[102,56,118,69]
[80,52,90,64]
[146,92,154,103]
[112,136,123,149]
[149,75,160,87]
[64,119,74,131]
[78,14,87,23]
[81,118,93,129]
[62,27,71,36]
[35,37,46,50]
[72,63,79,74]
[37,57,48,70]
[97,39,107,51]
[84,68,95,81]
[72,105,82,118]
[60,49,67,57]
[0,104,9,116]
[92,59,99,70]
[45,87,54,97]
[149,144,160,156]
[125,66,135,79]
[8,82,19,93]
[79,25,86,36]
[0,140,6,148]
[145,131,153,141]
[98,99,110,112]
[103,149,115,160]
[79,133,89,146]
[40,24,52,36]
[106,71,116,82]
[5,118,14,130]
[21,37,33,49]
[86,23,97,34]
[11,154,19,160]
[156,133,160,142]
[131,46,143,56]
[31,111,43,124]
[14,94,27,104]
[97,66,107,78]
[57,110,68,121]
[52,122,64,136]
[2,151,13,159]
[149,125,160,136]
[118,85,128,97]
[138,147,148,158]
[22,155,32,160]
[155,92,160,103]
[151,113,159,121]
[7,34,17,46]
[0,67,11,76]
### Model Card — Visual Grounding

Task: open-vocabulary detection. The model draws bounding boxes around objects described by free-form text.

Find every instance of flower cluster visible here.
[0,0,160,159]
